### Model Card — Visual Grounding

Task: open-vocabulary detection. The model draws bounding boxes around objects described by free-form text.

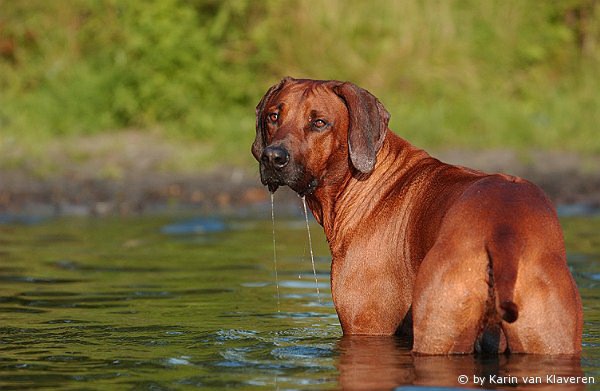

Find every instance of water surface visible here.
[0,210,598,390]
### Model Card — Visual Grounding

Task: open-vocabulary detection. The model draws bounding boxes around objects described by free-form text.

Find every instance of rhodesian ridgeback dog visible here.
[252,77,583,355]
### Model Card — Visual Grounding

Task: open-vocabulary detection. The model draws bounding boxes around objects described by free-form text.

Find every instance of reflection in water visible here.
[338,336,586,390]
[414,351,586,391]
[337,336,415,389]
[0,215,597,389]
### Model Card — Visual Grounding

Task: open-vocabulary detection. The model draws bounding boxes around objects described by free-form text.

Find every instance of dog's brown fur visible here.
[252,77,583,354]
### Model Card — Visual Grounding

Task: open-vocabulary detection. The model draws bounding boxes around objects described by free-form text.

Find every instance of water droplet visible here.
[271,192,280,312]
[302,196,320,303]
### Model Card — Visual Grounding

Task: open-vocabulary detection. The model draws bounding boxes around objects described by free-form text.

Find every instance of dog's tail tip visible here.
[500,300,519,323]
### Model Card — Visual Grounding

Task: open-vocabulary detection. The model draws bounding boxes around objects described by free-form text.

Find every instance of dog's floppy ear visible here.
[252,77,291,160]
[333,82,390,174]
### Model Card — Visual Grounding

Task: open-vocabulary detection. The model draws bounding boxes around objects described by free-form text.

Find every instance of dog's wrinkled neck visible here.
[305,132,430,248]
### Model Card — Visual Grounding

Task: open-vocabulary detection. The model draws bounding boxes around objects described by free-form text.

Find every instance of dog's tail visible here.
[486,226,519,323]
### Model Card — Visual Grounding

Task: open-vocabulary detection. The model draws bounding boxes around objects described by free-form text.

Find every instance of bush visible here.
[1,0,599,158]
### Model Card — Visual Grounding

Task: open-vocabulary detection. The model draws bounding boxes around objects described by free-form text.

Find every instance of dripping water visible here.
[271,192,280,312]
[301,195,321,303]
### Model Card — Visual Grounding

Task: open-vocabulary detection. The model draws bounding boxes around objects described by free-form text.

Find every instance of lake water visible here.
[0,205,598,390]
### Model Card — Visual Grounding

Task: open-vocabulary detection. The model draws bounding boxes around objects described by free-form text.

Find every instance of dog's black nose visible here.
[261,146,289,169]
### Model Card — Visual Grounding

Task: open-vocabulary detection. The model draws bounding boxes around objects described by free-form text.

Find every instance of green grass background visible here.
[1,0,599,169]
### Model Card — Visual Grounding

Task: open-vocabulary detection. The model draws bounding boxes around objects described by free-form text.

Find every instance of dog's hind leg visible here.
[498,250,583,354]
[411,240,490,354]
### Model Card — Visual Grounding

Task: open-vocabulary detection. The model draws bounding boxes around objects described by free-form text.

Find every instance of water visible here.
[0,213,598,390]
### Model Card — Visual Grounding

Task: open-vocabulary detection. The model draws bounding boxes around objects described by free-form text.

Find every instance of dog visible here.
[252,77,583,354]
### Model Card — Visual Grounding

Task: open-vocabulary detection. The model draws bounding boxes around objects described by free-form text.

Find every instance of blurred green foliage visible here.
[1,0,599,162]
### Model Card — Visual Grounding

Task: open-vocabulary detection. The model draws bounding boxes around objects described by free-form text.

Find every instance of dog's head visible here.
[252,77,390,195]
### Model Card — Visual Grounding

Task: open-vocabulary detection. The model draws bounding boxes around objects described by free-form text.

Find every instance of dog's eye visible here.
[313,119,327,129]
[268,113,279,123]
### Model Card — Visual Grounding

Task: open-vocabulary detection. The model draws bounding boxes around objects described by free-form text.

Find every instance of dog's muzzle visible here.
[259,145,318,195]
[260,145,290,193]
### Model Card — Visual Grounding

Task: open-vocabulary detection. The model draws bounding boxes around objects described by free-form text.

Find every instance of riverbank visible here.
[1,132,599,217]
